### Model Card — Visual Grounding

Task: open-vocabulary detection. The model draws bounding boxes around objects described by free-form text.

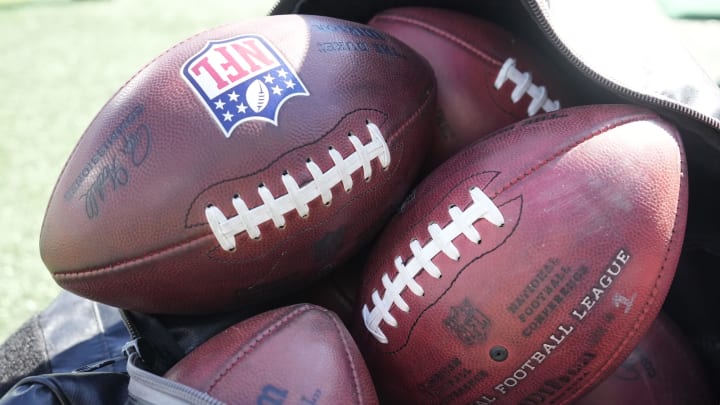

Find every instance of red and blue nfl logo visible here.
[181,34,309,137]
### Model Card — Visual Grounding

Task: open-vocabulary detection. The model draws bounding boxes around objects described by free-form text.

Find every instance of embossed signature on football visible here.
[39,14,436,313]
[353,104,688,405]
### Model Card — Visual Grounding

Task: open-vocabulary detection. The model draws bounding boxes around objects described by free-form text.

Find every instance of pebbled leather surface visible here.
[369,7,578,170]
[165,304,378,405]
[39,14,436,314]
[353,104,688,404]
[576,312,715,405]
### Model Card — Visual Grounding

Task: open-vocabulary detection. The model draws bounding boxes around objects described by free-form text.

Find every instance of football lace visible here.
[205,120,390,251]
[362,187,505,344]
[494,58,561,116]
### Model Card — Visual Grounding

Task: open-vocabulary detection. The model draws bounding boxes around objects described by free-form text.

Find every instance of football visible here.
[369,7,577,169]
[576,313,714,404]
[163,304,378,404]
[353,104,688,404]
[39,15,436,313]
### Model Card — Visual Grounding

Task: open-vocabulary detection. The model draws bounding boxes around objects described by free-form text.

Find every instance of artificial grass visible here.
[658,0,720,18]
[0,0,275,341]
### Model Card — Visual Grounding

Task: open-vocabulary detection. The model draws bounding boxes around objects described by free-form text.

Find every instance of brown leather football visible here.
[164,304,378,404]
[39,14,436,313]
[353,104,688,404]
[576,313,715,405]
[369,7,577,170]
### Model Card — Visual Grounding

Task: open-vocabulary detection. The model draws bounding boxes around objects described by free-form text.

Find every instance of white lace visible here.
[362,187,505,344]
[205,121,390,251]
[494,58,561,116]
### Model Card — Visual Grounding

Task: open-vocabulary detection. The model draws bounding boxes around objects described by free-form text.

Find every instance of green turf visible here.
[658,0,720,18]
[0,0,275,341]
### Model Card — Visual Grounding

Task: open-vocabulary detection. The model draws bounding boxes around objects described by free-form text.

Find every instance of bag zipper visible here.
[269,0,305,14]
[271,0,720,134]
[117,310,224,404]
[120,309,142,342]
[126,349,225,405]
[74,312,144,373]
[523,0,720,133]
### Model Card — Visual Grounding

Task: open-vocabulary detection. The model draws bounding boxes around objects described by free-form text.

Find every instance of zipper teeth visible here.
[128,353,225,405]
[120,309,141,340]
[524,0,720,132]
[269,0,282,14]
[269,0,303,14]
[273,0,719,131]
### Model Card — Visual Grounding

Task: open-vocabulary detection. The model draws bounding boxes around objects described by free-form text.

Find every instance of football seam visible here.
[204,142,407,291]
[371,12,561,121]
[50,140,407,285]
[204,122,392,251]
[400,171,501,232]
[491,114,658,196]
[487,59,561,119]
[365,112,659,348]
[563,127,686,402]
[204,138,405,288]
[51,145,406,283]
[52,233,216,280]
[184,73,436,230]
[206,304,314,392]
[182,108,390,228]
[485,67,526,120]
[186,77,436,254]
[50,90,431,278]
[370,14,502,68]
[493,58,561,116]
[387,195,524,354]
[47,28,437,279]
[204,141,407,266]
[327,308,367,405]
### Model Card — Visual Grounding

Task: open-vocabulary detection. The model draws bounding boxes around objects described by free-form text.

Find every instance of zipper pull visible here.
[74,355,126,373]
[74,338,145,373]
[122,338,144,362]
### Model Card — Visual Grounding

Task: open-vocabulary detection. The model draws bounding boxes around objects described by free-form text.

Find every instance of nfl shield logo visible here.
[181,34,309,137]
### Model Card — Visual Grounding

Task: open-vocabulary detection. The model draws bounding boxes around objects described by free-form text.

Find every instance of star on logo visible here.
[181,34,310,136]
